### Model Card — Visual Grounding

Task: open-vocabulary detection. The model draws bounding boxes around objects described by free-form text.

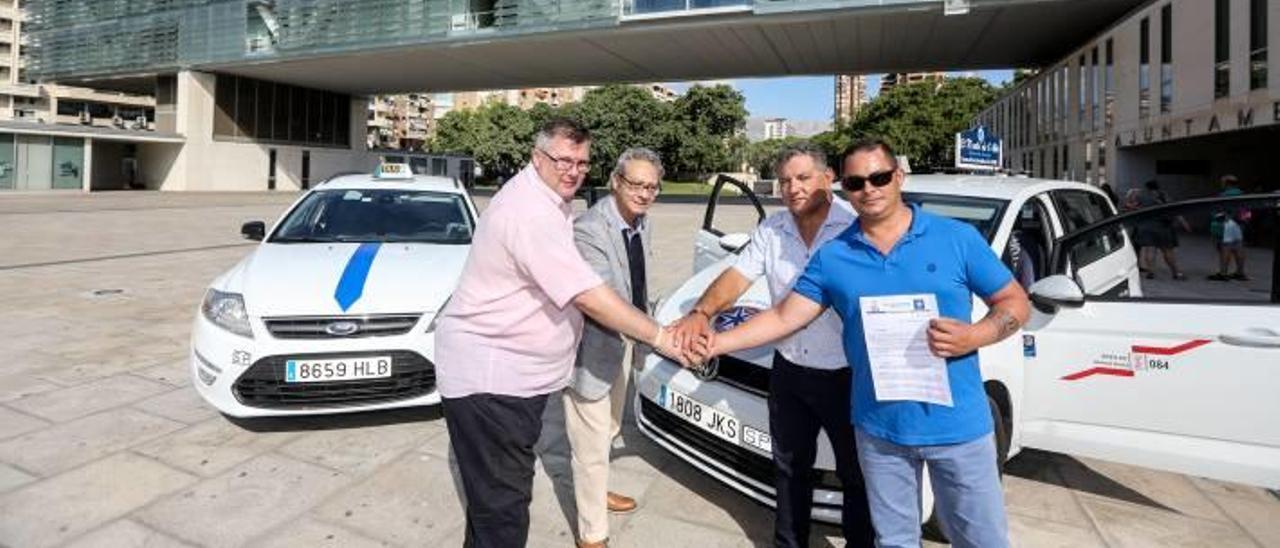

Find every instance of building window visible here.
[1161,4,1173,113]
[214,74,350,147]
[1215,0,1231,98]
[1105,38,1115,127]
[1078,54,1087,125]
[1251,0,1268,90]
[1091,47,1101,130]
[1139,17,1151,118]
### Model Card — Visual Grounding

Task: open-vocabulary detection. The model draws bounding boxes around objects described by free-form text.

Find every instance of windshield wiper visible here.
[270,236,338,243]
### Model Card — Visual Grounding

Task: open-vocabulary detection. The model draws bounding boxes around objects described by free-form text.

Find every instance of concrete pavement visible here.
[0,191,1277,547]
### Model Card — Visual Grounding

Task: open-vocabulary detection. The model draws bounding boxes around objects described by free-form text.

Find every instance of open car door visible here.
[1020,194,1280,489]
[692,175,766,273]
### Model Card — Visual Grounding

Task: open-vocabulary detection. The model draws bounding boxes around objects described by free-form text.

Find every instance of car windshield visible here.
[903,192,1008,241]
[270,189,474,244]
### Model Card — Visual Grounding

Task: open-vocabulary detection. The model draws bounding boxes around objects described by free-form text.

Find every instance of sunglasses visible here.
[840,170,896,192]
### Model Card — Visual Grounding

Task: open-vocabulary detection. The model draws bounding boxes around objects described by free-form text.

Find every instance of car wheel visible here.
[922,395,1009,541]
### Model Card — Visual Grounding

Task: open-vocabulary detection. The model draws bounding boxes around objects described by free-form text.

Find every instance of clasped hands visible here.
[650,310,983,367]
[648,311,718,369]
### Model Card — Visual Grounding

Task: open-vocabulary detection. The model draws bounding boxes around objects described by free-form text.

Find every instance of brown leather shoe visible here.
[606,491,637,513]
[576,539,607,548]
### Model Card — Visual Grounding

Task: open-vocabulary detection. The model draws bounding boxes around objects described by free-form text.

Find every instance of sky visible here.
[668,70,1014,121]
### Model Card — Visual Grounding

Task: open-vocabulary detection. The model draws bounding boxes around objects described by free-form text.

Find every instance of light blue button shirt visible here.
[731,198,856,369]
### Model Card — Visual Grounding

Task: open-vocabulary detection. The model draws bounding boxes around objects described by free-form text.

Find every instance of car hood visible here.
[222,242,469,317]
[656,257,775,367]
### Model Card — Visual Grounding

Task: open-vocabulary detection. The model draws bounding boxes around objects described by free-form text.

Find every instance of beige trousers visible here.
[564,343,633,543]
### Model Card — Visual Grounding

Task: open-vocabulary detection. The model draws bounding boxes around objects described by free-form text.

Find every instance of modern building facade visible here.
[367,93,434,151]
[26,0,1145,193]
[879,72,947,95]
[973,0,1279,198]
[834,74,868,124]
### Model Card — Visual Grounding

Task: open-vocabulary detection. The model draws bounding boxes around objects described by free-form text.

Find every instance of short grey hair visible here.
[533,118,590,151]
[772,142,830,176]
[611,147,665,182]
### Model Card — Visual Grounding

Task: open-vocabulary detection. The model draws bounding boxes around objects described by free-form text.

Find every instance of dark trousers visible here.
[443,392,549,548]
[769,352,876,548]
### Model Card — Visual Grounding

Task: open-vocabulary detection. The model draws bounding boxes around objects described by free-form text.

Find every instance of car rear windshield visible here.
[903,192,1008,241]
[270,189,474,244]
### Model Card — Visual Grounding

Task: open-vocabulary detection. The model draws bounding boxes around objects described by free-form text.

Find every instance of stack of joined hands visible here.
[649,311,720,369]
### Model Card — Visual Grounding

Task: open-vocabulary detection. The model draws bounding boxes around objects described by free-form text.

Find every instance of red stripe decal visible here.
[1131,339,1212,355]
[1061,367,1135,381]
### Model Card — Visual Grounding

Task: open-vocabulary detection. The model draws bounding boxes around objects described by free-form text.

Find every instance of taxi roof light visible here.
[374,163,414,180]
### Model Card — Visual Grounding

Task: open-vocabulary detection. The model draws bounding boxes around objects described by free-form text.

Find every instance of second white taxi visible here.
[191,164,478,417]
[636,174,1280,526]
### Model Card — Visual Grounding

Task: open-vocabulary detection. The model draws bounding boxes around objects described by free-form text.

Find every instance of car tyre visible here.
[922,394,1010,542]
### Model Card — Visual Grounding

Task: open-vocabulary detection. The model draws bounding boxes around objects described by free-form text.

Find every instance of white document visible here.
[858,294,953,407]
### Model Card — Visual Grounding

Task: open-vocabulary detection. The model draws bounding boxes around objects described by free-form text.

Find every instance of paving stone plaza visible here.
[0,192,1277,547]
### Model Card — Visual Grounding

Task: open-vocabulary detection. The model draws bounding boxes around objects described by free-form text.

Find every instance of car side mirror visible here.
[1028,275,1085,312]
[241,221,265,242]
[718,233,750,253]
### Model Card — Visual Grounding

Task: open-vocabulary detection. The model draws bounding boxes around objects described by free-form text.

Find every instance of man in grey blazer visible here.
[567,148,662,548]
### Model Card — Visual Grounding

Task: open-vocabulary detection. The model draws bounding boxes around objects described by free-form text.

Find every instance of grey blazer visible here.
[570,197,653,400]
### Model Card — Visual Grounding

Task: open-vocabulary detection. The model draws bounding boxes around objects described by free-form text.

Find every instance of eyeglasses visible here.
[536,148,590,174]
[840,169,896,192]
[618,173,661,196]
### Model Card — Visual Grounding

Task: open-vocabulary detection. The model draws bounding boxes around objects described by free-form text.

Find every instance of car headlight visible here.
[424,296,452,333]
[201,289,254,339]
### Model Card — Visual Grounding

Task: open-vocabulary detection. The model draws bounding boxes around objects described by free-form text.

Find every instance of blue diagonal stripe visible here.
[334,242,381,312]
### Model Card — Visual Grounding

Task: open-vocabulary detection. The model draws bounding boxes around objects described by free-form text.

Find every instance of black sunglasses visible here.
[840,170,896,192]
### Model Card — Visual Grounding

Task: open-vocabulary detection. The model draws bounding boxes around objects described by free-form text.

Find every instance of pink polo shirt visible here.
[434,165,604,398]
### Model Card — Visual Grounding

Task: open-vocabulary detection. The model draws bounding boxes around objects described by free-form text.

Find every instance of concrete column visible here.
[81,137,92,192]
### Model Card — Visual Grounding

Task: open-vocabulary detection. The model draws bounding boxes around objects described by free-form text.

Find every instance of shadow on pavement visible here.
[223,404,444,432]
[1005,448,1174,513]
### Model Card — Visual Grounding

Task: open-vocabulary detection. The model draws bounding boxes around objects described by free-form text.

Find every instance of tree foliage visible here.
[834,77,1000,171]
[427,83,748,183]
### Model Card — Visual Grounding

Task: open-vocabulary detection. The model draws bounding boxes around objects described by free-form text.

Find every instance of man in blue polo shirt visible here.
[697,139,1030,548]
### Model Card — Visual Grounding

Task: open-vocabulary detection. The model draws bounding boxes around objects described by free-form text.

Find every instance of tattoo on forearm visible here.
[990,309,1020,340]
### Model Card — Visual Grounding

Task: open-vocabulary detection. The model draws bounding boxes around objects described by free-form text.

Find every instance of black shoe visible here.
[1208,273,1231,281]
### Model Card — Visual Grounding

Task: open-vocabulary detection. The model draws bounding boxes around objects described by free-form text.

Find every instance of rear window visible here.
[903,192,1008,241]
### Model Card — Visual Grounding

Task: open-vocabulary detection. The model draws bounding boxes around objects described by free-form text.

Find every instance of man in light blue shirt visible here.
[669,144,873,546]
[700,139,1030,548]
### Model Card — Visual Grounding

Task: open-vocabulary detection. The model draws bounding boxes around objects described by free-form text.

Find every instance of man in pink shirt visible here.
[434,118,685,548]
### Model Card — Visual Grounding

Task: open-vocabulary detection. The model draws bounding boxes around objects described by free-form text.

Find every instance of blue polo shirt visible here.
[792,204,1013,446]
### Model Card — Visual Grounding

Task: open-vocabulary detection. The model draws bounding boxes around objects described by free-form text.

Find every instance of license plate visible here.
[284,356,392,383]
[662,386,740,446]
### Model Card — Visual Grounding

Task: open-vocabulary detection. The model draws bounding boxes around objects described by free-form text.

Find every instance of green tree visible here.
[841,77,999,170]
[572,85,670,184]
[744,136,804,178]
[430,101,535,181]
[663,84,748,179]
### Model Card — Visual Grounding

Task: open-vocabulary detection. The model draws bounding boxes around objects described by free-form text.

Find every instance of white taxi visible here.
[636,174,1280,526]
[191,164,478,417]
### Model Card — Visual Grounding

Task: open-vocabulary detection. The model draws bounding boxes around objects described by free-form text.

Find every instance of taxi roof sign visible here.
[374,163,414,179]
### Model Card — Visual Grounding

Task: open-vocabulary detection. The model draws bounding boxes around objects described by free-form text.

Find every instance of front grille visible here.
[714,355,771,396]
[639,398,843,492]
[263,314,422,339]
[234,350,435,409]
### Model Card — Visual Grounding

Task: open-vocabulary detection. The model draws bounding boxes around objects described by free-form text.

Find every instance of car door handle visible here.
[1220,327,1280,348]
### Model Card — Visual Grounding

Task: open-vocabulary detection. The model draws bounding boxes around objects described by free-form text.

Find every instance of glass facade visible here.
[1215,0,1230,98]
[213,74,351,147]
[0,133,85,191]
[28,0,624,80]
[1160,4,1172,114]
[1139,16,1150,118]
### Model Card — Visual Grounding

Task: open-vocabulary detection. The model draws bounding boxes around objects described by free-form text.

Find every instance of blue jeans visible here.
[853,428,1009,548]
